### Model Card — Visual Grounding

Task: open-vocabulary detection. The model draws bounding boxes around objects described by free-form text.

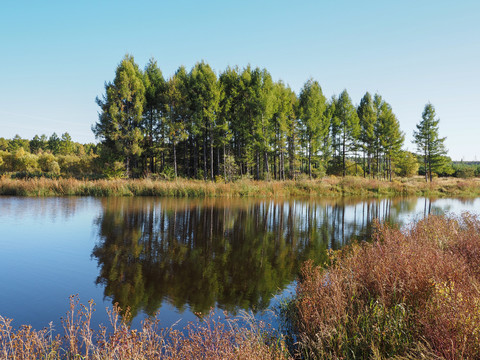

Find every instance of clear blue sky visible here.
[1,0,478,160]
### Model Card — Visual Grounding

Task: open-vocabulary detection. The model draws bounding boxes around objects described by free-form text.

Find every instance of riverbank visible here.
[0,176,480,197]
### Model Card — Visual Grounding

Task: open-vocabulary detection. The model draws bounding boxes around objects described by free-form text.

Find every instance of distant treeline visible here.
[1,55,476,181]
[0,134,101,178]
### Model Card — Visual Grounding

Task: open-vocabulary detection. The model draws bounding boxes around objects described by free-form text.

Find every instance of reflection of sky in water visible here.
[1,196,480,332]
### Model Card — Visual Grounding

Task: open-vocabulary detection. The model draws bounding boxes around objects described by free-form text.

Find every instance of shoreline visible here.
[1,176,480,198]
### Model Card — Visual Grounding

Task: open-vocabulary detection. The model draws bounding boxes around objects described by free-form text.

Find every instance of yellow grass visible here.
[0,176,479,197]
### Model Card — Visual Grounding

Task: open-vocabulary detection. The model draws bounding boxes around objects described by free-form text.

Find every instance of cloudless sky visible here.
[1,0,478,160]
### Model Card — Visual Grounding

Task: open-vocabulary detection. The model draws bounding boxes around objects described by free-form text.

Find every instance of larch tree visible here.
[166,67,190,179]
[357,92,377,177]
[143,58,167,174]
[189,61,220,181]
[413,103,447,182]
[93,54,146,177]
[377,101,404,181]
[334,90,360,176]
[298,79,328,178]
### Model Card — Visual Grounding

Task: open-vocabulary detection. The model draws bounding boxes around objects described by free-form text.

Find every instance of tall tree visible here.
[377,102,404,181]
[334,90,360,176]
[251,68,274,180]
[143,58,166,174]
[218,67,238,180]
[413,103,447,182]
[357,92,377,177]
[189,62,220,181]
[30,134,48,153]
[298,79,329,178]
[93,54,146,177]
[59,132,74,155]
[47,133,61,154]
[166,67,190,179]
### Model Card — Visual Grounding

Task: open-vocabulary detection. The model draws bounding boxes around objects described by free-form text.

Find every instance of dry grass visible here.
[0,296,289,360]
[1,176,480,197]
[289,213,480,359]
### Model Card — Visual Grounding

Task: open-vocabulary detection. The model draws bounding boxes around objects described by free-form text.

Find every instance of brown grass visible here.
[0,295,289,359]
[1,176,480,197]
[290,213,480,359]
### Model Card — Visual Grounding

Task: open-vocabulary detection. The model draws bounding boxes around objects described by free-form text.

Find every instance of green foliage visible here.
[30,134,47,153]
[395,151,419,177]
[413,103,448,181]
[8,134,30,152]
[331,90,360,177]
[38,153,60,174]
[93,54,146,177]
[299,79,329,178]
[453,162,476,178]
[48,132,61,154]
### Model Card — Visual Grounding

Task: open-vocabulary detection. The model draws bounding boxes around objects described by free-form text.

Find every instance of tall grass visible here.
[0,296,289,359]
[1,176,479,197]
[288,213,480,359]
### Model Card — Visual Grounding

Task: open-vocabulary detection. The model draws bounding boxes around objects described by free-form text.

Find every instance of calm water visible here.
[1,196,479,330]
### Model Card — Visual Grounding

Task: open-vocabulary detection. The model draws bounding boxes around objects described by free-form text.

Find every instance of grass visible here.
[287,213,480,359]
[1,176,480,197]
[0,296,289,360]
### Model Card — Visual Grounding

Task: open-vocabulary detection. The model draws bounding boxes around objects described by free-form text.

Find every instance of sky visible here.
[0,0,478,160]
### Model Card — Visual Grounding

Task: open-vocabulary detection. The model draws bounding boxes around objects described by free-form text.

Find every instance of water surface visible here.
[1,196,479,330]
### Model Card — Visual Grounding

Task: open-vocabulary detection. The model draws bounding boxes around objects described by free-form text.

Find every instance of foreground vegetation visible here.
[287,213,480,359]
[0,297,288,360]
[1,176,480,198]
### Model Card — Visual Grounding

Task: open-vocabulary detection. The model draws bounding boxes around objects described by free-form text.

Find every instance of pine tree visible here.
[413,103,447,182]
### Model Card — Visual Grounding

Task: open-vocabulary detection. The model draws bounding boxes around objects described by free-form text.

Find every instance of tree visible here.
[93,54,146,177]
[30,135,47,153]
[298,79,329,178]
[166,67,190,179]
[59,132,74,155]
[48,133,61,154]
[189,62,220,181]
[377,101,404,181]
[333,90,360,176]
[357,92,377,177]
[413,103,447,182]
[142,58,167,174]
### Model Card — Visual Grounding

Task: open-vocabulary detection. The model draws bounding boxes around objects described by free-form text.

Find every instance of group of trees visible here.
[95,55,444,181]
[0,133,100,177]
[1,55,451,181]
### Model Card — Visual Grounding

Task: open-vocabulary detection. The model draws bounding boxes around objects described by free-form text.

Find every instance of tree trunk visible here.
[173,140,177,179]
[308,142,312,179]
[210,134,214,182]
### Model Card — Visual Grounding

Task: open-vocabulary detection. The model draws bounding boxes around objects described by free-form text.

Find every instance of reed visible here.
[1,176,480,197]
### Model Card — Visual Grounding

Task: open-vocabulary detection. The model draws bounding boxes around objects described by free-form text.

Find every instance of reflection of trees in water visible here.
[0,197,89,221]
[91,197,422,318]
